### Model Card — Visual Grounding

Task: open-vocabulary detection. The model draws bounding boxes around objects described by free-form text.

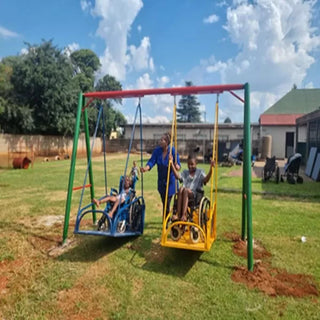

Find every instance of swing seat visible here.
[74,176,145,237]
[169,189,213,247]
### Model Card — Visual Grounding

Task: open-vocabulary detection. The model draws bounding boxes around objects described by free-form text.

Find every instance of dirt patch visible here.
[233,239,272,260]
[232,262,319,298]
[57,284,107,320]
[224,232,271,260]
[57,258,113,320]
[27,234,62,253]
[225,232,319,298]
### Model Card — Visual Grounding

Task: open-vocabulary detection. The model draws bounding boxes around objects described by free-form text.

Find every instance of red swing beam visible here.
[83,84,245,100]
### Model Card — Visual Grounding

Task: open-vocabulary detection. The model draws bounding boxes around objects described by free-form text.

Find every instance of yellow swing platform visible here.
[161,96,220,252]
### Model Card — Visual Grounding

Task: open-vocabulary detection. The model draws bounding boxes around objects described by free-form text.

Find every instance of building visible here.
[124,122,260,161]
[296,109,320,163]
[259,88,320,159]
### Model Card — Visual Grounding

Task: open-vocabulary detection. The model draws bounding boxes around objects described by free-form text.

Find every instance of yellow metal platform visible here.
[161,203,217,252]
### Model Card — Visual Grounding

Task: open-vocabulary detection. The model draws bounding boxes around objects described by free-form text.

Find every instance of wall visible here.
[0,128,260,168]
[0,133,103,167]
[124,123,260,142]
[260,125,296,158]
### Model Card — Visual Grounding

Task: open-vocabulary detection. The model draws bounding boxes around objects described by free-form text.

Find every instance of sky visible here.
[1,0,320,124]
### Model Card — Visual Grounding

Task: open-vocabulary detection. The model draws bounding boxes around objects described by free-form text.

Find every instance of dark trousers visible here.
[160,192,172,221]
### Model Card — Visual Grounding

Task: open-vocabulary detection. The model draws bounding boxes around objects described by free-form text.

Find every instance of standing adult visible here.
[140,132,181,221]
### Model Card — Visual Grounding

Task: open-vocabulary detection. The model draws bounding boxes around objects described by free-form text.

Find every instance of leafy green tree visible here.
[89,75,126,138]
[70,49,100,78]
[224,117,232,123]
[70,49,101,92]
[0,56,34,132]
[0,63,13,117]
[8,40,78,135]
[177,81,201,123]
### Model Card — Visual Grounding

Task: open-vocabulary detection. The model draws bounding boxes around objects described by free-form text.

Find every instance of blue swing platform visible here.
[74,176,145,237]
[72,101,145,238]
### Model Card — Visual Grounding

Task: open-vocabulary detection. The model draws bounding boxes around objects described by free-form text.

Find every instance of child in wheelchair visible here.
[169,153,215,222]
[92,175,133,219]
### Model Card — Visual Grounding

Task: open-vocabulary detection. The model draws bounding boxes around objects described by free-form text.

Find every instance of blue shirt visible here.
[146,146,181,197]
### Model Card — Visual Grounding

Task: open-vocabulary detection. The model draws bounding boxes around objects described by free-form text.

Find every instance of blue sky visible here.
[1,0,320,124]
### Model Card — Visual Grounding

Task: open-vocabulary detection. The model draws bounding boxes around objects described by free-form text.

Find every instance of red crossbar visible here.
[83,84,244,99]
[72,184,92,191]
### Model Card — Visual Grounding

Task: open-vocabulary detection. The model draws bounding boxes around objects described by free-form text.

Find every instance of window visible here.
[309,121,317,142]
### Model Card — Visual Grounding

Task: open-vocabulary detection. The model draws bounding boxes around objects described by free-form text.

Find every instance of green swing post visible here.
[243,82,253,271]
[62,93,84,244]
[83,108,96,224]
[241,166,247,240]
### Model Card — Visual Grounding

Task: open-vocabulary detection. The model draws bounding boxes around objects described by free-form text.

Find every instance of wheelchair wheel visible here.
[117,220,126,233]
[287,173,296,184]
[198,197,210,233]
[190,226,200,243]
[297,175,303,184]
[97,213,110,231]
[262,168,267,182]
[129,199,142,231]
[276,167,280,183]
[170,225,182,241]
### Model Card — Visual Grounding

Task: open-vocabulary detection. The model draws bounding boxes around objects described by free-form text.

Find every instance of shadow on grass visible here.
[58,235,136,262]
[129,237,202,277]
[128,224,232,277]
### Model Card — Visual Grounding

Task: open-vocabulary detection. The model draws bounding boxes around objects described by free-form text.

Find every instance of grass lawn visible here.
[0,154,319,320]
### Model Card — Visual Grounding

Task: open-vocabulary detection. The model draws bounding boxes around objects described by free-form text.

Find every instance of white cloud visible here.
[137,25,142,32]
[203,14,219,24]
[80,0,92,12]
[217,0,228,7]
[204,0,320,122]
[157,76,170,87]
[128,37,154,72]
[64,42,80,56]
[305,81,314,88]
[136,73,153,89]
[91,0,154,81]
[20,48,28,55]
[0,26,19,38]
[140,115,170,124]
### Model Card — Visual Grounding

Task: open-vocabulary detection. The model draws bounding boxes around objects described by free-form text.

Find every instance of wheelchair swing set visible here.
[62,83,254,271]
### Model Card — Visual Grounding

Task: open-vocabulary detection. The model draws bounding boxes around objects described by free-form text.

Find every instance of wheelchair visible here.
[262,156,280,183]
[75,175,145,237]
[170,189,210,244]
[281,153,303,184]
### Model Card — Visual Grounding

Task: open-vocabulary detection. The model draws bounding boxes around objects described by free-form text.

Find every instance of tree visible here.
[8,40,78,135]
[70,49,101,92]
[0,62,13,118]
[224,117,232,123]
[0,56,34,133]
[177,81,201,123]
[90,75,126,138]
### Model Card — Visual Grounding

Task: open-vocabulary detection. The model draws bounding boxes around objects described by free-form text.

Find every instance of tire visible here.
[287,174,296,184]
[276,167,280,184]
[170,226,182,241]
[190,226,200,243]
[297,176,303,184]
[198,197,210,233]
[262,168,267,182]
[129,199,142,231]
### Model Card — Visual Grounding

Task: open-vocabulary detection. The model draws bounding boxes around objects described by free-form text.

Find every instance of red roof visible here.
[260,114,304,125]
